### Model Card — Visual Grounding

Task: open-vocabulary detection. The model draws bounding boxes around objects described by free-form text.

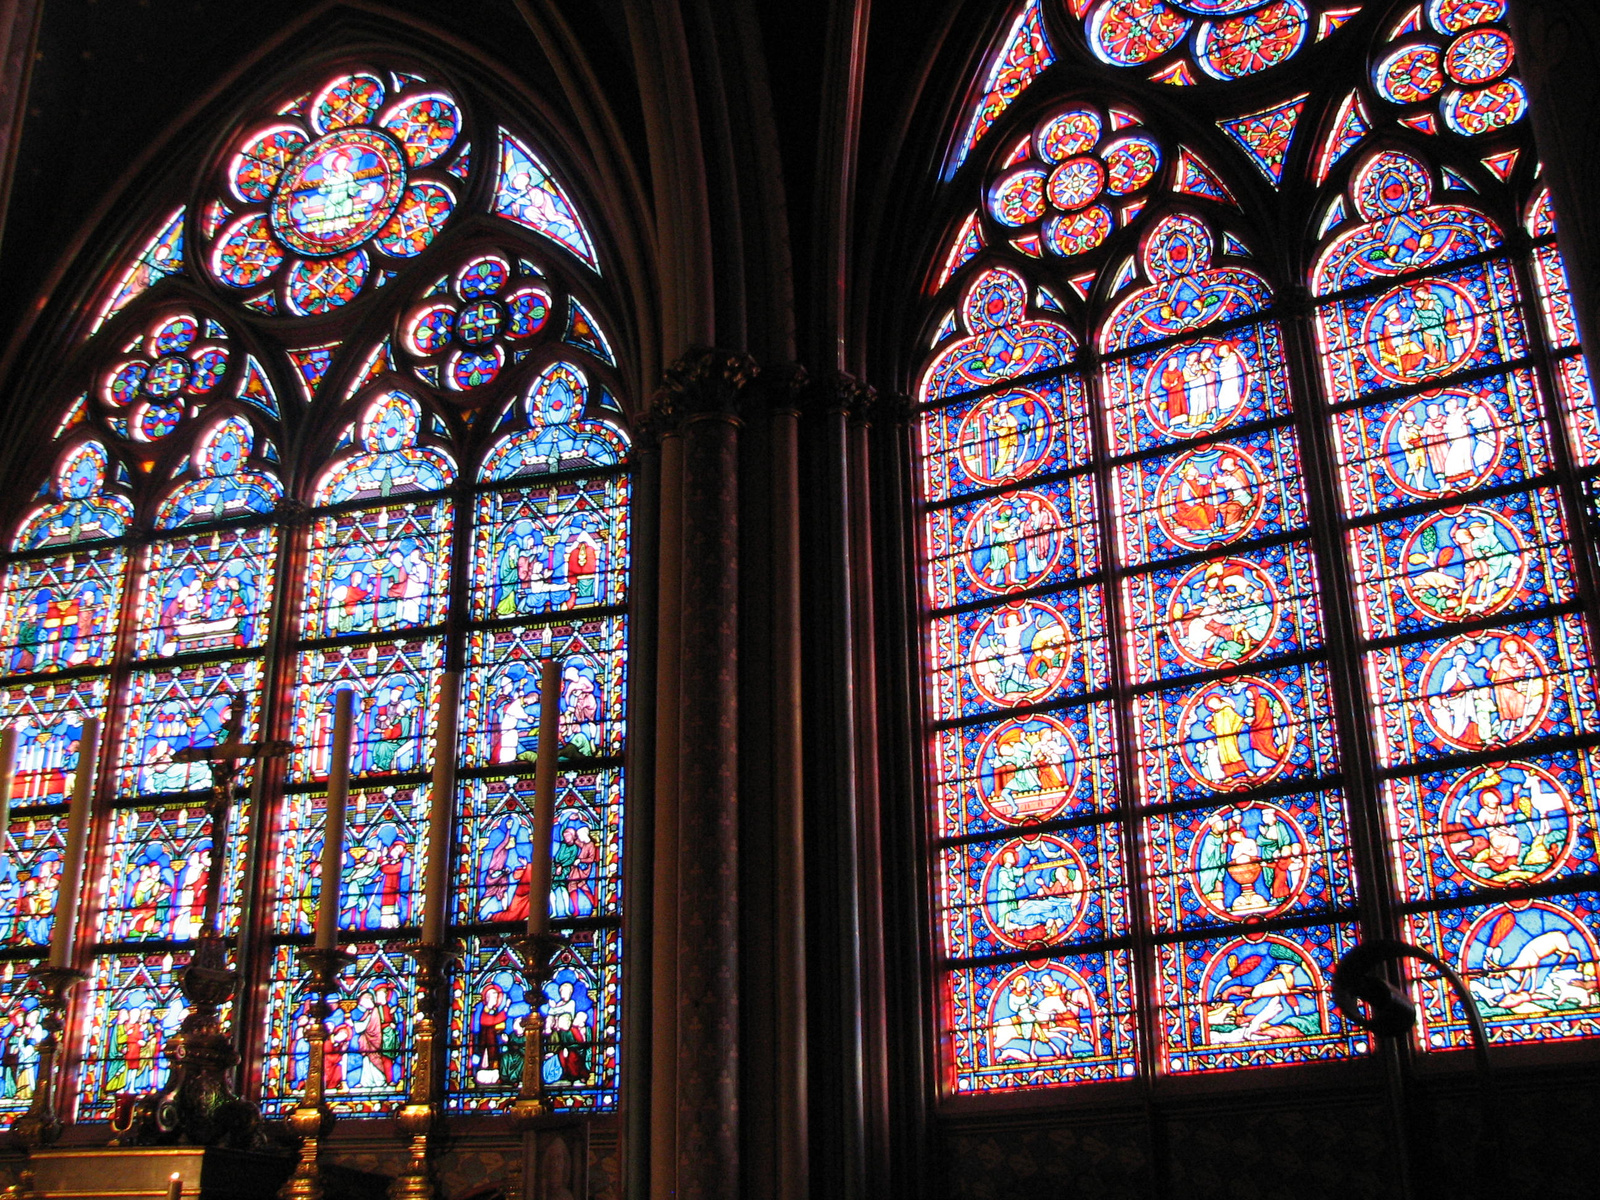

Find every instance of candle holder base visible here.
[112,933,260,1149]
[8,966,86,1158]
[383,942,458,1200]
[276,947,354,1200]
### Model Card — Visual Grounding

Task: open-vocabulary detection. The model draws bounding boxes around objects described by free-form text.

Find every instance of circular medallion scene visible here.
[1142,336,1253,438]
[271,128,409,257]
[1154,443,1267,551]
[975,714,1080,825]
[1178,676,1295,792]
[1165,556,1280,670]
[1379,388,1504,500]
[969,600,1074,709]
[1421,630,1552,751]
[962,490,1067,596]
[983,833,1089,948]
[1440,762,1577,888]
[954,388,1056,488]
[1189,801,1311,921]
[1400,505,1530,623]
[1362,280,1481,386]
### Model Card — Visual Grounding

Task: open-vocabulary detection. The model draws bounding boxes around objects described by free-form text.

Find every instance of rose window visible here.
[1371,0,1525,137]
[100,313,232,443]
[206,70,468,316]
[988,104,1162,258]
[402,253,553,392]
[1081,0,1363,85]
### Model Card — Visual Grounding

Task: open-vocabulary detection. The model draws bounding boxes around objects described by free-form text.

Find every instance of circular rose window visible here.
[270,128,409,257]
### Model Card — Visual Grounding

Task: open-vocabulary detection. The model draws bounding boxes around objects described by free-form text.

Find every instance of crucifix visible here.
[115,693,291,1149]
[171,695,291,944]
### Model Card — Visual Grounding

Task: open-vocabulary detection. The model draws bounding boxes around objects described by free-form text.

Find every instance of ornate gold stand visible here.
[386,943,456,1200]
[278,948,353,1200]
[503,932,565,1200]
[7,966,85,1198]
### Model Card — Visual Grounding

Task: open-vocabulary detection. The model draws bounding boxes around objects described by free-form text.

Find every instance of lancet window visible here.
[918,0,1600,1095]
[0,60,631,1121]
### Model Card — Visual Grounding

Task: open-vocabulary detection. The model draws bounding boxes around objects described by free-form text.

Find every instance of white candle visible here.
[49,717,100,970]
[527,658,561,937]
[0,727,16,864]
[421,671,459,946]
[315,689,355,952]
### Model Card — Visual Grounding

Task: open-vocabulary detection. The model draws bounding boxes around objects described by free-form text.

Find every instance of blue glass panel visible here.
[454,770,623,927]
[470,476,631,620]
[259,942,415,1116]
[0,678,107,806]
[919,375,1090,504]
[1145,791,1356,934]
[0,962,46,1114]
[926,476,1099,610]
[135,528,278,657]
[1366,615,1600,768]
[1349,489,1575,640]
[1134,662,1342,807]
[271,784,428,936]
[116,659,264,797]
[933,702,1119,840]
[445,927,620,1113]
[98,800,250,942]
[1112,428,1307,568]
[0,812,67,948]
[302,500,453,638]
[1156,924,1367,1073]
[1314,259,1529,405]
[1101,323,1292,456]
[1385,749,1600,904]
[0,547,126,675]
[1331,369,1553,519]
[939,822,1127,958]
[76,949,228,1120]
[928,588,1110,723]
[1121,541,1324,685]
[948,951,1138,1092]
[1406,894,1600,1049]
[461,617,627,766]
[288,638,443,783]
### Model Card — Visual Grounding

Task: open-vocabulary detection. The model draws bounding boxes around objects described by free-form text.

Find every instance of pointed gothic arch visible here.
[0,43,635,1126]
[905,0,1600,1101]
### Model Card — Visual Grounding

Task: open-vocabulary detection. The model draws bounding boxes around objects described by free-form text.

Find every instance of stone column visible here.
[653,349,755,1200]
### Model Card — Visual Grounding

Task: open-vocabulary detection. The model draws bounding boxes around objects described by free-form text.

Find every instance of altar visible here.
[13,1148,384,1200]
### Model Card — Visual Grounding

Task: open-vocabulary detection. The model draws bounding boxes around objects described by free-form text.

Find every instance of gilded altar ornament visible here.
[278,947,355,1200]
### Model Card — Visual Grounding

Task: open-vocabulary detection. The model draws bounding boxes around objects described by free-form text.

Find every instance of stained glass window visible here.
[920,0,1600,1096]
[1,59,628,1124]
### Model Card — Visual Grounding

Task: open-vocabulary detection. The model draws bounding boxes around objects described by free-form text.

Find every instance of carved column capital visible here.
[651,347,761,430]
[794,369,876,421]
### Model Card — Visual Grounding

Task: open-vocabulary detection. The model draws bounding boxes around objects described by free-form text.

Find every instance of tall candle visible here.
[316,689,355,952]
[49,717,100,970]
[421,671,460,946]
[0,727,16,863]
[527,658,561,937]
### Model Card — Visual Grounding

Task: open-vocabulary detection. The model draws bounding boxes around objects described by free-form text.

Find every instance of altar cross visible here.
[172,694,291,940]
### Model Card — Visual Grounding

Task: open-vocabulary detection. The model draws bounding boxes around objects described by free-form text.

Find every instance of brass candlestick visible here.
[8,965,86,1194]
[387,942,457,1200]
[278,947,354,1200]
[502,931,565,1200]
